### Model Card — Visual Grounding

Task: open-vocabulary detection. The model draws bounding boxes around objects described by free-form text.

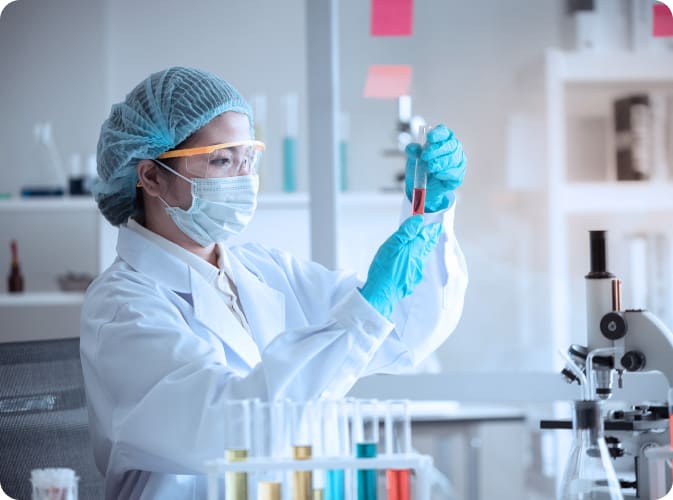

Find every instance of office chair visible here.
[0,337,104,499]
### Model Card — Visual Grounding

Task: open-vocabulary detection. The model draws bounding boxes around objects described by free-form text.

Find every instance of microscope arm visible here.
[623,310,673,392]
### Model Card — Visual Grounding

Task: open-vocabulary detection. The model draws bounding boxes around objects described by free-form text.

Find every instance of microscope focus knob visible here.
[600,312,627,340]
[620,350,646,372]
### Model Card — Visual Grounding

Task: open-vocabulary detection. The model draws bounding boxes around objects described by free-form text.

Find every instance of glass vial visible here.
[8,239,24,293]
[557,400,624,500]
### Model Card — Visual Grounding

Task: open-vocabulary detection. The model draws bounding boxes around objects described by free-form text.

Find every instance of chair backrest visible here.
[0,338,104,500]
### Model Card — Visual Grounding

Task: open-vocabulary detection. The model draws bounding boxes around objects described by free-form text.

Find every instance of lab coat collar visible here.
[117,225,191,294]
[221,245,286,351]
[116,225,262,369]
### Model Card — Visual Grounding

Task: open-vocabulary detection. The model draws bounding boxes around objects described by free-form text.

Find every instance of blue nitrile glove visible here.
[360,215,443,318]
[405,124,467,212]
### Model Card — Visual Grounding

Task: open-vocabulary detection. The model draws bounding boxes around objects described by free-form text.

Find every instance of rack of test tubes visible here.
[205,398,432,500]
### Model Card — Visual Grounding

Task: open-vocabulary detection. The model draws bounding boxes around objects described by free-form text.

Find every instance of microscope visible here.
[542,230,673,499]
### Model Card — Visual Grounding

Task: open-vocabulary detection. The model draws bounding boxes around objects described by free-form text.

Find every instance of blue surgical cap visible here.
[94,66,253,226]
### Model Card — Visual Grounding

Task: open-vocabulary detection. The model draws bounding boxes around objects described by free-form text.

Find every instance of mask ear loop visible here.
[150,159,195,209]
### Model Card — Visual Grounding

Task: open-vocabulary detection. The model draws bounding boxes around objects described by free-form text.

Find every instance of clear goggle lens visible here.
[157,140,265,178]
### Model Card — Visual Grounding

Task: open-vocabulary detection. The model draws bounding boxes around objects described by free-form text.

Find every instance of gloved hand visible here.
[405,124,467,213]
[360,215,443,318]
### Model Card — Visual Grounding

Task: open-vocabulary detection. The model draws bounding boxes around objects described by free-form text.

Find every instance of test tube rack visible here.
[205,453,433,500]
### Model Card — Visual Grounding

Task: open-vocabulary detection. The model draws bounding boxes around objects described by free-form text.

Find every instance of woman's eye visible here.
[210,156,233,167]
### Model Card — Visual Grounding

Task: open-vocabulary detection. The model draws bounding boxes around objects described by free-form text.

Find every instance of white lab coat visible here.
[80,199,467,500]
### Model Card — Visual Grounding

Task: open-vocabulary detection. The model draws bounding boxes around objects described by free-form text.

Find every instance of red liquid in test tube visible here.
[386,469,411,500]
[412,188,426,215]
[411,125,430,216]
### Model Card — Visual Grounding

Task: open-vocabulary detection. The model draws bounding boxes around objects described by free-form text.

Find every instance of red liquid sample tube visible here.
[386,469,411,500]
[412,187,426,215]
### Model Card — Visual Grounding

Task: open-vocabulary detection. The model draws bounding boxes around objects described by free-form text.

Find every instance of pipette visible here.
[411,125,430,216]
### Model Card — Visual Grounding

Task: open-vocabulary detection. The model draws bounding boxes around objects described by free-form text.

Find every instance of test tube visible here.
[223,400,252,500]
[252,400,285,500]
[322,399,350,500]
[384,401,412,500]
[290,401,316,500]
[411,125,431,216]
[353,399,379,500]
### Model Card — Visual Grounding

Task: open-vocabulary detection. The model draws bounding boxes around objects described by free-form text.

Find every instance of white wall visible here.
[0,0,567,372]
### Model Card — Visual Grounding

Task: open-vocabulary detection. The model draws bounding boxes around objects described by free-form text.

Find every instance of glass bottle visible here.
[557,400,624,500]
[8,239,24,293]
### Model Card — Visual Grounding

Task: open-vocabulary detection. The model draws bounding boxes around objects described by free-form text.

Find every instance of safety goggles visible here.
[157,140,266,178]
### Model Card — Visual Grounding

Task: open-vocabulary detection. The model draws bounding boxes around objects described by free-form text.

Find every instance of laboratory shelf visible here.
[0,291,85,307]
[559,182,673,214]
[550,49,673,83]
[0,197,97,212]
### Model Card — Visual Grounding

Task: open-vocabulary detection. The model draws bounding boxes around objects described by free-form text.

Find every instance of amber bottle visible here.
[8,239,24,293]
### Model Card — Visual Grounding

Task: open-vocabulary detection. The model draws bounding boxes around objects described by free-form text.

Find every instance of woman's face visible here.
[159,111,252,210]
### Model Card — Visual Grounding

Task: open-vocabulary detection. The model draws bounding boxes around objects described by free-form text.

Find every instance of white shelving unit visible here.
[544,49,673,364]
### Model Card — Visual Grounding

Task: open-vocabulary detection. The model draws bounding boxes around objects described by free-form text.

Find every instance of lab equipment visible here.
[8,239,24,293]
[251,400,286,500]
[282,93,299,193]
[353,399,379,500]
[205,398,434,500]
[557,400,623,500]
[411,126,430,216]
[95,66,253,226]
[289,400,316,500]
[31,468,78,500]
[68,154,85,196]
[340,112,350,192]
[223,400,252,500]
[322,399,350,500]
[543,230,673,499]
[258,481,282,500]
[360,216,442,318]
[22,122,67,197]
[384,401,411,500]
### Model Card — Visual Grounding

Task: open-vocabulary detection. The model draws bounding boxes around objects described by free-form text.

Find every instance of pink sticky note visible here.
[370,0,413,37]
[363,65,412,99]
[653,2,673,37]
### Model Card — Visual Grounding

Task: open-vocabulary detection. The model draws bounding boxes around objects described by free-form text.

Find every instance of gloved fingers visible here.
[397,214,424,240]
[421,137,461,163]
[426,124,451,144]
[431,151,467,181]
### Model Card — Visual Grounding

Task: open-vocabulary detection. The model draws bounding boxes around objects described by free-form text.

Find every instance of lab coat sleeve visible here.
[260,288,394,401]
[362,196,468,374]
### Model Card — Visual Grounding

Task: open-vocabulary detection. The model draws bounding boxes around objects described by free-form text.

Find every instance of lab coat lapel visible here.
[189,271,262,369]
[226,251,286,350]
[118,225,261,368]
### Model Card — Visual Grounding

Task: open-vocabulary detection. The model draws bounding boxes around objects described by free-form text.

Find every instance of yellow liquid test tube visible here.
[293,445,313,500]
[225,449,248,500]
[258,481,282,500]
[313,488,324,500]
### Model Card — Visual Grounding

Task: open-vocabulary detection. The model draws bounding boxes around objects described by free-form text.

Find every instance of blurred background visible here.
[1,1,672,498]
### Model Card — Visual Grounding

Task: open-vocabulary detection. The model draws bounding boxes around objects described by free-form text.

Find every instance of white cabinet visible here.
[542,49,673,362]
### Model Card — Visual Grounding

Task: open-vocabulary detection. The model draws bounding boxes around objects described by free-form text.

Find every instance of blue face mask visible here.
[155,160,259,247]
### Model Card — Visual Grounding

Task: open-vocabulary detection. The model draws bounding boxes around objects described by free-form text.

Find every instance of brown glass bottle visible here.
[8,239,24,293]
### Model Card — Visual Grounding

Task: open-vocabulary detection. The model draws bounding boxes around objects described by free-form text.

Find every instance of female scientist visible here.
[80,66,468,499]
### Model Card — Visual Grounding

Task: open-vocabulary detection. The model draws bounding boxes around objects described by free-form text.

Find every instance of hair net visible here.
[94,66,253,226]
